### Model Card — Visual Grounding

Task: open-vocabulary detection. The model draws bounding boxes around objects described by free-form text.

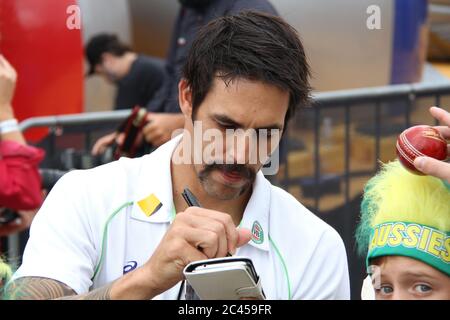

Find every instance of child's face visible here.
[370,256,450,300]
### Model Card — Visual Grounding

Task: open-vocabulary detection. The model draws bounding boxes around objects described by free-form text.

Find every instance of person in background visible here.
[86,33,165,111]
[0,55,45,237]
[92,0,278,155]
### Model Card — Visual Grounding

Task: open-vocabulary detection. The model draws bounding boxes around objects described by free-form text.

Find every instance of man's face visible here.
[182,77,288,200]
[94,53,120,83]
[371,256,450,300]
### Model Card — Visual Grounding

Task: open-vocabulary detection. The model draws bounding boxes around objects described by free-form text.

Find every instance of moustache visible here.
[200,163,256,181]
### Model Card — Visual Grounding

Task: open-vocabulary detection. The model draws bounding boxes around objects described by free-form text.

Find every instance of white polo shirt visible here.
[13,135,350,300]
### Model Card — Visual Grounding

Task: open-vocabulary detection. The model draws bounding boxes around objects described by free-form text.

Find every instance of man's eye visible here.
[257,130,279,139]
[218,122,235,130]
[414,284,432,294]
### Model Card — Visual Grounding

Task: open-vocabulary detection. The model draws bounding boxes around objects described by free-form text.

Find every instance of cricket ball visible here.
[396,125,448,174]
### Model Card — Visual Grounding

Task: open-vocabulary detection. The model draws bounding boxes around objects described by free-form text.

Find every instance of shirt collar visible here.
[130,134,272,252]
[130,135,182,224]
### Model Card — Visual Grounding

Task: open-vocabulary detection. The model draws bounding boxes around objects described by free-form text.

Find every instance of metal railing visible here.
[3,81,450,299]
[294,82,450,211]
[19,109,132,131]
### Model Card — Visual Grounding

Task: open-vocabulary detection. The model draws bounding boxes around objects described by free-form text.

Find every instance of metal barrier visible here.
[286,82,450,214]
[19,110,132,131]
[4,81,450,299]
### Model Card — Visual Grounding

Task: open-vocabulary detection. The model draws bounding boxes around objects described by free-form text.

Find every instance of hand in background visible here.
[142,113,184,147]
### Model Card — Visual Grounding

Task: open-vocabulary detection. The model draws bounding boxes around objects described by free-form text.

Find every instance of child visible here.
[356,160,450,300]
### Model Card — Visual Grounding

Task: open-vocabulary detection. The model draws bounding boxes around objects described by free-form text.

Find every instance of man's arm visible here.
[6,256,181,300]
[7,207,252,300]
[4,277,111,300]
[6,262,168,300]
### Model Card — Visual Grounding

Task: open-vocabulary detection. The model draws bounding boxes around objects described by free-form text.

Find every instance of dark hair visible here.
[182,10,311,125]
[85,34,132,76]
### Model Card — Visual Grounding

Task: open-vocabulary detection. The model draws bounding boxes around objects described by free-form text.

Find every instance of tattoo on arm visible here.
[56,283,112,300]
[4,277,112,300]
[4,277,75,300]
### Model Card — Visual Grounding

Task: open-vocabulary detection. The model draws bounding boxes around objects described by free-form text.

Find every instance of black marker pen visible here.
[181,187,233,257]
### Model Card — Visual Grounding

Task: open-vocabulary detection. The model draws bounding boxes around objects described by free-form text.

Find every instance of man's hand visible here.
[0,55,17,121]
[414,107,450,183]
[111,207,252,299]
[143,113,184,147]
[92,113,184,155]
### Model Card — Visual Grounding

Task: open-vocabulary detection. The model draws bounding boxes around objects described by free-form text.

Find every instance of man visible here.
[92,0,278,154]
[86,33,165,110]
[6,12,350,300]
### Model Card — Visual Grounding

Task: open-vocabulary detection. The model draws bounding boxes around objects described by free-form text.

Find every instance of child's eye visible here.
[377,285,394,295]
[414,284,432,294]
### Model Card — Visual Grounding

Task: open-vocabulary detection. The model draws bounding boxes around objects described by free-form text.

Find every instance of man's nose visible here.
[227,130,257,164]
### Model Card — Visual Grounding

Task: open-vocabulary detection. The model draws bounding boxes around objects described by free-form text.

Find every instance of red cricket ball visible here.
[396,125,448,174]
